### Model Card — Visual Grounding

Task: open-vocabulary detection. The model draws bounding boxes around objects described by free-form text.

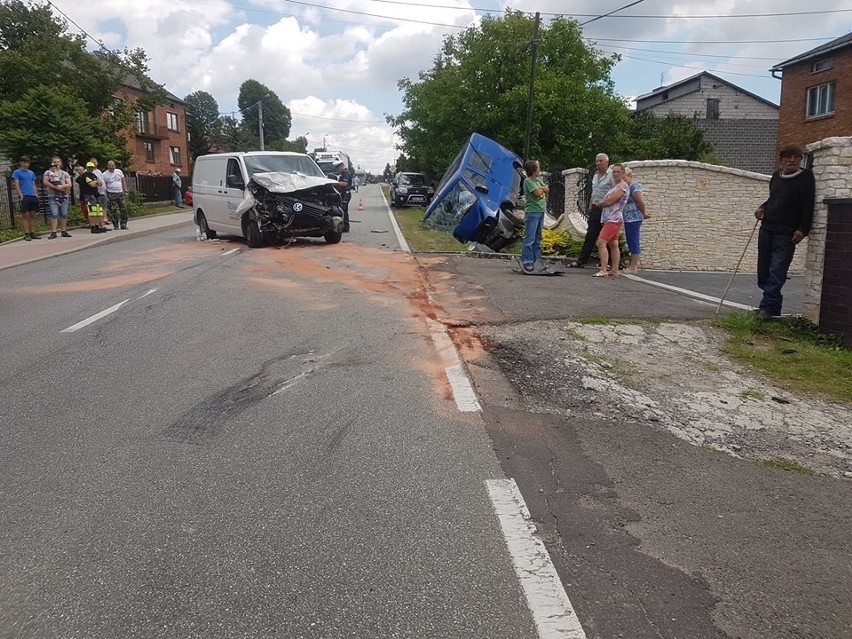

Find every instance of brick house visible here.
[771,32,852,155]
[116,78,188,175]
[634,71,779,174]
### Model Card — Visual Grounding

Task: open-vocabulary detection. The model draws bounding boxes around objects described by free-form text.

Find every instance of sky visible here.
[46,0,852,174]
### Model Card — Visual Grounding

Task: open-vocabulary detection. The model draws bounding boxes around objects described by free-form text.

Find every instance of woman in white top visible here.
[590,163,629,277]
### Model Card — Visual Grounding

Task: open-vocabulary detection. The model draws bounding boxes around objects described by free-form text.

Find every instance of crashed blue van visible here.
[423,133,525,251]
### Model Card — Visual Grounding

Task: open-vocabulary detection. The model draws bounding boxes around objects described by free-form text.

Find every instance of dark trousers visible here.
[577,212,603,265]
[341,198,350,228]
[757,228,796,315]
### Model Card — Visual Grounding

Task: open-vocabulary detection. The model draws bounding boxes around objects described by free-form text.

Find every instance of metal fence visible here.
[1,173,192,229]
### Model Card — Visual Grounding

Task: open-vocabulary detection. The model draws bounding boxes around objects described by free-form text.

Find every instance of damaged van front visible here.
[193,152,346,247]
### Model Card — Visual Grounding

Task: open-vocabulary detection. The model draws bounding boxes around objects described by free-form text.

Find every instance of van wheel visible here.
[245,219,263,248]
[196,210,217,239]
[324,231,343,244]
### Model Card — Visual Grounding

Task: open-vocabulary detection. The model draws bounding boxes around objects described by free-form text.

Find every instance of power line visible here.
[600,44,781,63]
[588,36,839,45]
[611,52,772,79]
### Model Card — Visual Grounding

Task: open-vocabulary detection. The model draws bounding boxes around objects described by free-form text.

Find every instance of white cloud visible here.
[49,0,852,173]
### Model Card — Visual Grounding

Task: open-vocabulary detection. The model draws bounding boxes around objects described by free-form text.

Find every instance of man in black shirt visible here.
[754,144,815,320]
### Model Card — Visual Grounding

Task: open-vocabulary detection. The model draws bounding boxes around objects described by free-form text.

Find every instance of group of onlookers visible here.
[10,156,130,239]
[522,146,813,319]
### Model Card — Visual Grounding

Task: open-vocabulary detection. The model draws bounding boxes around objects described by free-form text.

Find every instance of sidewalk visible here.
[0,210,194,272]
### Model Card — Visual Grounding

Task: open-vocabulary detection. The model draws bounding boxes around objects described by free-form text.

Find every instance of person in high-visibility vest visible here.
[82,162,106,233]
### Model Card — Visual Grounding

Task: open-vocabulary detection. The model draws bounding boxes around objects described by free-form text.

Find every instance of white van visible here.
[192,152,346,246]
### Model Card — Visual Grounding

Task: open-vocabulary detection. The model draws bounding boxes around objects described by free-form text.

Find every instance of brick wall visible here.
[560,161,809,272]
[776,49,852,152]
[116,88,189,175]
[802,137,852,326]
[693,119,778,174]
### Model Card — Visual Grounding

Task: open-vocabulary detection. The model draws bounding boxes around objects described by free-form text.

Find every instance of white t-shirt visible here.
[103,169,125,193]
[92,168,107,195]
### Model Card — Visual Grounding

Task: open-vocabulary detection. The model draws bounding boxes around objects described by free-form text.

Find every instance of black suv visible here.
[390,172,433,208]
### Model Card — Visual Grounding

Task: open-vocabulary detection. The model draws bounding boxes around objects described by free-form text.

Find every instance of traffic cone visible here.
[358,199,364,211]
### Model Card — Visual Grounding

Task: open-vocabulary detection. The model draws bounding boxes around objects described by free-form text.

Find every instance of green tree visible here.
[237,79,292,146]
[0,0,164,169]
[388,11,628,175]
[184,90,220,160]
[618,111,717,162]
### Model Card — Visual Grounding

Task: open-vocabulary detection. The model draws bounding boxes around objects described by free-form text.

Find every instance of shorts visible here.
[20,195,39,213]
[599,221,622,243]
[48,198,69,219]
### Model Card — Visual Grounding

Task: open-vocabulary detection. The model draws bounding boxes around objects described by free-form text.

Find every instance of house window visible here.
[806,82,836,118]
[169,146,181,166]
[166,112,179,131]
[706,98,720,120]
[144,142,154,162]
[136,110,148,134]
[811,59,833,73]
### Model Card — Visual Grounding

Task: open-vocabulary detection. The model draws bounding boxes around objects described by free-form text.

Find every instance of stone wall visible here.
[802,137,852,323]
[560,161,809,273]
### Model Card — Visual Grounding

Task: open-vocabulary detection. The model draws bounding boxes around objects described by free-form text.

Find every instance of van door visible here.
[222,157,247,235]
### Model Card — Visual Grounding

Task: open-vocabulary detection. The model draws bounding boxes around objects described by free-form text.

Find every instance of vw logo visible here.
[292,202,303,212]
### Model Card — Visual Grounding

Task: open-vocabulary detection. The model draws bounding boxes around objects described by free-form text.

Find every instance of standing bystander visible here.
[73,164,89,222]
[622,167,649,274]
[754,144,815,320]
[89,158,110,227]
[333,161,353,232]
[103,160,129,229]
[520,159,549,273]
[569,153,614,268]
[43,156,73,238]
[82,162,106,233]
[592,163,629,278]
[11,156,41,241]
[172,168,184,207]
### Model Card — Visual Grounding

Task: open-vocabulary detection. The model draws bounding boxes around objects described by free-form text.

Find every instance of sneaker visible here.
[120,224,128,230]
[24,234,31,241]
[521,261,536,273]
[61,231,72,238]
[30,233,41,240]
[48,232,57,239]
[757,309,776,321]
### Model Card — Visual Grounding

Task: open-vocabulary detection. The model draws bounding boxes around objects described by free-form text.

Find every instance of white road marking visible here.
[380,190,411,253]
[486,478,587,639]
[426,318,481,412]
[61,299,130,333]
[624,273,755,311]
[221,248,240,256]
[139,288,158,299]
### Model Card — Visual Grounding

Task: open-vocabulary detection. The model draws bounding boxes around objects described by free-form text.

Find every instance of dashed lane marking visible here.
[426,318,481,412]
[486,478,587,639]
[61,299,130,333]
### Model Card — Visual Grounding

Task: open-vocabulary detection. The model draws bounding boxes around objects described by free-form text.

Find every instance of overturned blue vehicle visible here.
[423,133,525,251]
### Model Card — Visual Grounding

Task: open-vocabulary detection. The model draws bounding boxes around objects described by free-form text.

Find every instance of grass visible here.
[715,312,852,403]
[392,207,469,253]
[739,388,766,401]
[760,458,816,475]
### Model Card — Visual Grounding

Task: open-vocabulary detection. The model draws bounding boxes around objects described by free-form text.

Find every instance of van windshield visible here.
[244,155,325,178]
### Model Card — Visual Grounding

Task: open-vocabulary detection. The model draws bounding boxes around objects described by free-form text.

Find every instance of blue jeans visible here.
[757,228,796,315]
[174,186,182,206]
[48,197,69,219]
[522,212,544,265]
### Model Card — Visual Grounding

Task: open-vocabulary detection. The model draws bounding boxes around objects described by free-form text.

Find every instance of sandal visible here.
[592,271,609,277]
[567,260,584,268]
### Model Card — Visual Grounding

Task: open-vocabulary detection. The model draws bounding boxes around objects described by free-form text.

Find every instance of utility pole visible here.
[258,100,265,151]
[523,12,540,162]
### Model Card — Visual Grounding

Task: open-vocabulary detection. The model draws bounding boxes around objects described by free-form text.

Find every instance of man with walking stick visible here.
[753,144,815,320]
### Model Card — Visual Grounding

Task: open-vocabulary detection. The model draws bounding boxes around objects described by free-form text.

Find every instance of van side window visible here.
[226,158,242,184]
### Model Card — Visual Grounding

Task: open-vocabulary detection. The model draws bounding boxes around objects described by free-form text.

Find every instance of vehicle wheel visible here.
[501,207,524,230]
[196,210,217,239]
[324,231,343,244]
[245,218,263,248]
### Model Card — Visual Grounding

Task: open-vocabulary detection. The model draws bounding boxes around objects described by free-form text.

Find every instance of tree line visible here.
[388,11,717,177]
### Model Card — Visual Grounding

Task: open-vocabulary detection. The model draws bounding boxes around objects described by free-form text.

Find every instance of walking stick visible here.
[715,218,760,315]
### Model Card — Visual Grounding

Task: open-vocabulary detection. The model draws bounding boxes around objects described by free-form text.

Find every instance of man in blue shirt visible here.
[11,156,41,241]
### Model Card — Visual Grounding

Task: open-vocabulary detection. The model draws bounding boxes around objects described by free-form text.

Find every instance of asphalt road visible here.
[1,185,847,639]
[0,222,535,638]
